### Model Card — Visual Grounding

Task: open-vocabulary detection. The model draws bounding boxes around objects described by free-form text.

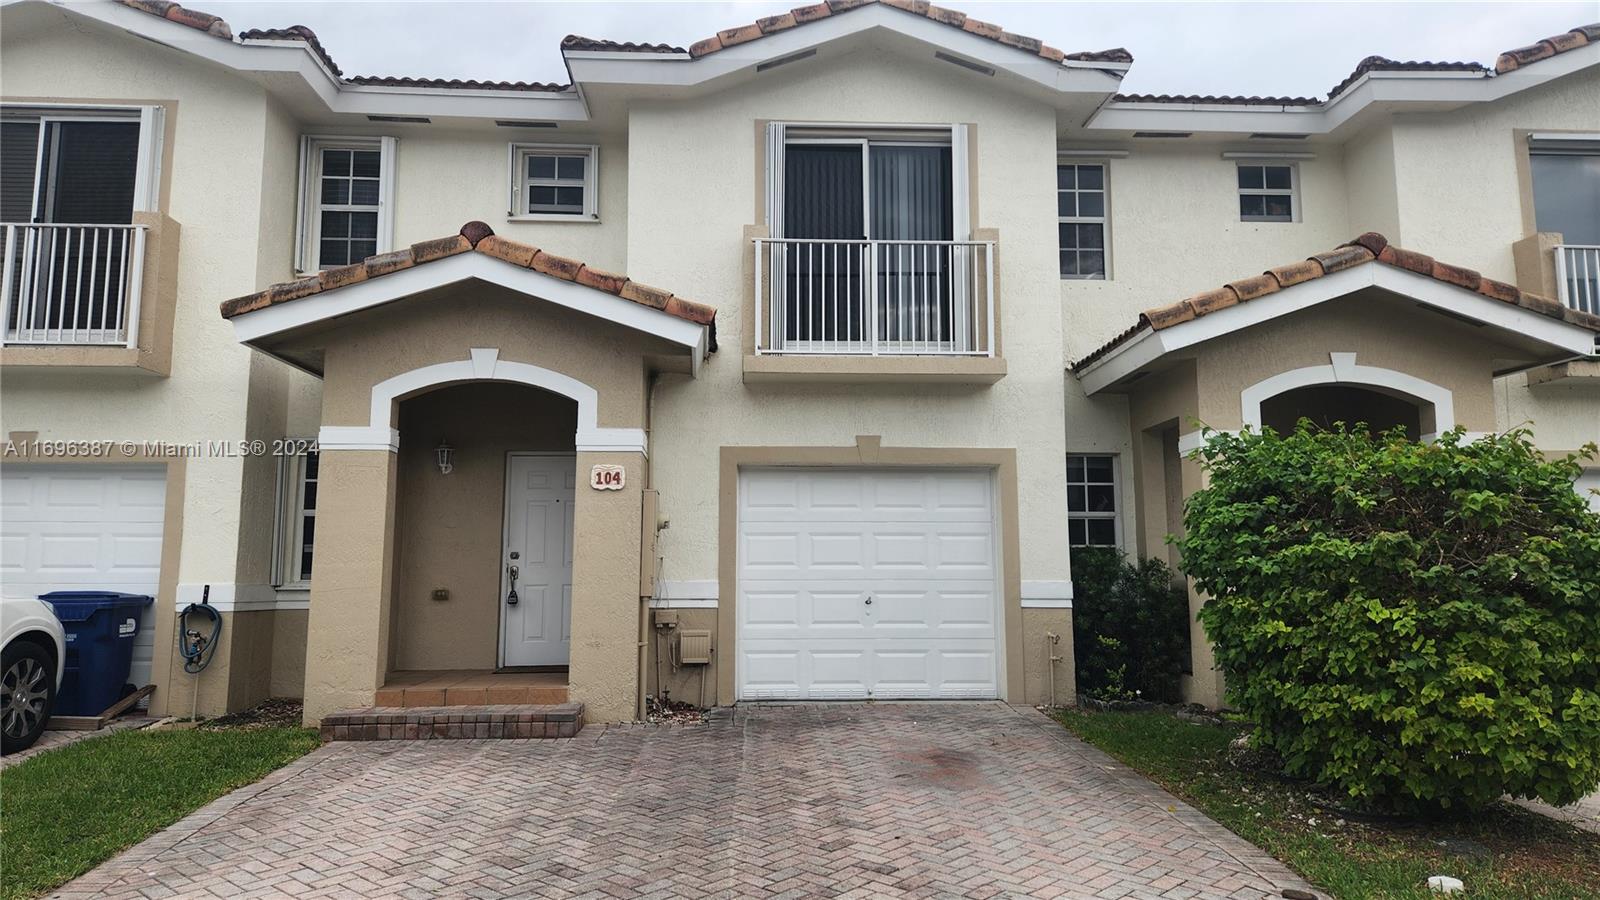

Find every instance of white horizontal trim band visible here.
[649,598,719,609]
[175,583,299,613]
[1021,579,1074,601]
[1021,599,1073,609]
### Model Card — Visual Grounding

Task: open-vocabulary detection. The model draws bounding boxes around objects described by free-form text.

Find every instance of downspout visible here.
[636,371,662,722]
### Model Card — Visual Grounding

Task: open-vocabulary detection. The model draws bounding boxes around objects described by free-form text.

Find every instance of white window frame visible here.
[764,122,972,241]
[271,447,319,588]
[1236,161,1299,223]
[1057,159,1110,281]
[294,135,396,274]
[507,143,599,222]
[1066,453,1121,548]
[1,103,164,216]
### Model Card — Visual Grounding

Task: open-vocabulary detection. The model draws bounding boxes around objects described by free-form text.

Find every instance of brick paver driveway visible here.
[55,703,1315,899]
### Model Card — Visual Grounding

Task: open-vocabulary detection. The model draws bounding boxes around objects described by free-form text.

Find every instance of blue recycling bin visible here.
[41,591,153,717]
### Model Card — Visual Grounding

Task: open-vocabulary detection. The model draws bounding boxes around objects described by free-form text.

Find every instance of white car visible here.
[1,597,66,753]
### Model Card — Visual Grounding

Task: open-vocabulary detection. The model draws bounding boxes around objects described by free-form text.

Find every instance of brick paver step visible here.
[318,703,583,741]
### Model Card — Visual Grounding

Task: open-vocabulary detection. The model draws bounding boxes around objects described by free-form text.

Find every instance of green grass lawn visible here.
[1054,707,1600,900]
[0,725,320,900]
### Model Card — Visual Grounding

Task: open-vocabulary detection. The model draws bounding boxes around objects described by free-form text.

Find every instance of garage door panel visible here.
[738,468,1000,700]
[1,465,166,688]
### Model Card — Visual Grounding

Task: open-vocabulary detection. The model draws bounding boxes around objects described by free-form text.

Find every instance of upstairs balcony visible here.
[0,217,178,373]
[753,236,995,354]
[1,108,179,374]
[1555,243,1599,317]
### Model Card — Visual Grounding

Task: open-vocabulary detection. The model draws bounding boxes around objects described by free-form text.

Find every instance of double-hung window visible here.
[509,144,598,220]
[1066,454,1119,547]
[295,136,395,272]
[1058,162,1108,279]
[272,448,319,587]
[1237,163,1296,222]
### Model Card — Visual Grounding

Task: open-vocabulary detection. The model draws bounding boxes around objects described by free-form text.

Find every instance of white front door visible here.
[0,464,166,685]
[500,454,575,667]
[737,468,1001,700]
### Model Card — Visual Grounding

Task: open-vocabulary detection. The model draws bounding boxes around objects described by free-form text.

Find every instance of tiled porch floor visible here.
[374,669,568,707]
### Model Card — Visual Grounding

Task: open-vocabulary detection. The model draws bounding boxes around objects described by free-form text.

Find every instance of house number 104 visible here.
[590,465,625,490]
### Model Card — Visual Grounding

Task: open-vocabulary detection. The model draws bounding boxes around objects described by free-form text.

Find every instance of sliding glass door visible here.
[780,139,954,350]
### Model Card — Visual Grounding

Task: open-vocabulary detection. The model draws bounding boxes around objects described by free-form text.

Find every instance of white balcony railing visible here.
[2,223,148,347]
[753,238,996,356]
[1555,244,1600,317]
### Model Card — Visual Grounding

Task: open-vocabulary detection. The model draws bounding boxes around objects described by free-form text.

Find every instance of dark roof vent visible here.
[366,115,431,124]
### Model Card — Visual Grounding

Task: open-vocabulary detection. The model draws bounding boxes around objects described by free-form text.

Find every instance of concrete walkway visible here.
[52,703,1318,899]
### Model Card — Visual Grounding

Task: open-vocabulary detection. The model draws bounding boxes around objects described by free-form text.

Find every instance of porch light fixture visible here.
[435,441,455,476]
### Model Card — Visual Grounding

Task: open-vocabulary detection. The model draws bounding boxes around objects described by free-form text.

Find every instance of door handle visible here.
[865,593,873,606]
[506,563,520,606]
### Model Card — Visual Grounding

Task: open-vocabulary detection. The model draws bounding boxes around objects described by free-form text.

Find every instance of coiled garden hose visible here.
[178,600,222,675]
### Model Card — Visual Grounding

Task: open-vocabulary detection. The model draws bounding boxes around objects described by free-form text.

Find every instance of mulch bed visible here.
[197,698,305,731]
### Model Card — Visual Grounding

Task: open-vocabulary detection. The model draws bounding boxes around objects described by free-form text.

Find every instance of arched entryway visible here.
[390,381,579,675]
[1260,384,1424,440]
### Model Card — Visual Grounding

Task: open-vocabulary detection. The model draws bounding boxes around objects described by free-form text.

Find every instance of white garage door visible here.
[738,468,1000,700]
[0,465,166,686]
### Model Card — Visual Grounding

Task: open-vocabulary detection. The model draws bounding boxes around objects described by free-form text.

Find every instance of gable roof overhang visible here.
[223,223,715,379]
[1085,27,1599,140]
[564,3,1126,117]
[1072,234,1600,396]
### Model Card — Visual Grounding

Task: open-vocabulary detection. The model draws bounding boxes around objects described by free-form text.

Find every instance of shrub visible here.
[1071,546,1190,703]
[1181,424,1600,812]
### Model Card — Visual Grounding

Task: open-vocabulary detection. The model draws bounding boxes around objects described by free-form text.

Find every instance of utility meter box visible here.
[678,629,712,665]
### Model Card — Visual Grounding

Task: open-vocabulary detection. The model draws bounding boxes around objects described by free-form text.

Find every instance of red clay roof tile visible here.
[560,35,686,54]
[1496,25,1595,73]
[218,223,717,335]
[1069,233,1600,373]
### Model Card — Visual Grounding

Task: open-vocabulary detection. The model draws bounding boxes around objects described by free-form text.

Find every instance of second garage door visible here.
[737,468,1000,700]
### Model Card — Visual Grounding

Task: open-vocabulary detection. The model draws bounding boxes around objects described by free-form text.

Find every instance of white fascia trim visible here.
[564,5,1118,97]
[1088,44,1598,136]
[1075,264,1597,393]
[38,1,589,123]
[563,50,691,62]
[229,252,707,352]
[1021,580,1074,608]
[174,583,289,613]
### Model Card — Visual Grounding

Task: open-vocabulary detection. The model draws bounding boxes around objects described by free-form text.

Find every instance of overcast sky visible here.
[204,1,1593,98]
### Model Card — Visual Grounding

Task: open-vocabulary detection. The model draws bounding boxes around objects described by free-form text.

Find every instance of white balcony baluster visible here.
[1554,244,1600,317]
[752,237,995,357]
[1,223,148,347]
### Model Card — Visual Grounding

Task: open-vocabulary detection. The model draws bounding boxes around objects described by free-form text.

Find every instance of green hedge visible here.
[1071,546,1190,703]
[1181,425,1600,811]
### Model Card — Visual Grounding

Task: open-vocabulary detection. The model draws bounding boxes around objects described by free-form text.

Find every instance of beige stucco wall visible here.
[1387,67,1600,452]
[270,609,309,698]
[379,128,628,271]
[1192,291,1510,434]
[295,293,658,724]
[315,284,664,430]
[648,608,722,706]
[630,49,1073,602]
[0,10,320,715]
[390,383,577,671]
[1021,608,1076,707]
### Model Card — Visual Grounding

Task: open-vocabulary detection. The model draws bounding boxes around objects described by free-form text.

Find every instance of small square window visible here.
[512,144,599,220]
[1237,163,1297,223]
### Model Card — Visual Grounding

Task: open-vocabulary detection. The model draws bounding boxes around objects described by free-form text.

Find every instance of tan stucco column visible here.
[567,451,646,723]
[301,449,399,724]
